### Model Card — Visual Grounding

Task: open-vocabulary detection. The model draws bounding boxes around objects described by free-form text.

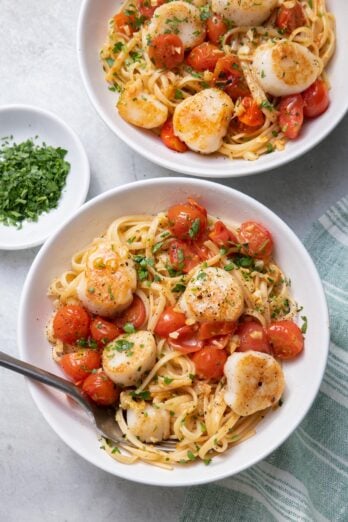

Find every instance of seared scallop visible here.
[224,351,285,416]
[102,331,156,387]
[252,41,322,97]
[211,0,277,26]
[77,240,136,317]
[127,406,170,443]
[179,266,244,322]
[173,89,234,154]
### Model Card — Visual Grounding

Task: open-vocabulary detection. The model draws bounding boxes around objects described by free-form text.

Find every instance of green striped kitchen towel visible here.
[180,196,348,522]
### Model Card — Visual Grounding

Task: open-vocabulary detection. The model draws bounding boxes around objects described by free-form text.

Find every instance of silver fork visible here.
[0,351,175,452]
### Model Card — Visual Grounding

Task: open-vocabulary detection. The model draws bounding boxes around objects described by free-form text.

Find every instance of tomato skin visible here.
[113,12,136,36]
[115,295,146,329]
[53,305,90,345]
[168,325,204,353]
[207,14,228,46]
[279,94,304,139]
[137,0,164,19]
[239,221,273,259]
[168,200,207,241]
[276,2,306,34]
[192,347,228,380]
[186,43,224,72]
[60,350,101,382]
[198,321,236,340]
[213,55,250,100]
[302,80,329,118]
[90,317,122,347]
[82,371,120,406]
[236,321,271,354]
[268,320,304,360]
[161,119,188,153]
[154,306,187,337]
[148,34,184,69]
[239,97,265,128]
[169,240,201,273]
[209,220,237,248]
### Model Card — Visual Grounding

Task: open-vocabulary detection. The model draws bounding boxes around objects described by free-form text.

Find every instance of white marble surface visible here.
[0,1,347,520]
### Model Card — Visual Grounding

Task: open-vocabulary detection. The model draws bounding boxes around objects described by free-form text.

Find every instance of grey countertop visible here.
[1,1,347,521]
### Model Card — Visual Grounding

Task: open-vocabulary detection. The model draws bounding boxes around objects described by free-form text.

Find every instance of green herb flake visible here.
[301,316,308,334]
[111,446,121,454]
[130,390,151,400]
[152,241,164,254]
[224,262,235,272]
[123,322,136,334]
[174,89,184,100]
[163,376,174,385]
[187,450,196,461]
[203,458,212,465]
[189,218,201,239]
[112,339,134,354]
[172,283,186,293]
[113,42,124,53]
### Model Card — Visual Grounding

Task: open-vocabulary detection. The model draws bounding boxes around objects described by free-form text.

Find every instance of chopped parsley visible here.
[301,316,308,334]
[260,100,274,111]
[203,458,212,465]
[129,390,151,400]
[189,218,201,239]
[76,337,98,349]
[187,450,196,461]
[163,376,174,385]
[113,42,124,53]
[112,339,134,356]
[152,240,164,254]
[123,322,136,334]
[172,283,186,293]
[200,5,211,21]
[111,446,121,454]
[224,262,235,272]
[174,89,184,100]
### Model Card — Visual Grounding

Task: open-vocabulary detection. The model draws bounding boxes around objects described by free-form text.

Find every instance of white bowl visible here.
[77,0,348,178]
[0,105,90,250]
[18,178,329,486]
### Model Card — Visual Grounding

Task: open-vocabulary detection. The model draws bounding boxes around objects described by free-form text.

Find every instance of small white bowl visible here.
[0,105,90,250]
[77,0,348,178]
[18,177,329,487]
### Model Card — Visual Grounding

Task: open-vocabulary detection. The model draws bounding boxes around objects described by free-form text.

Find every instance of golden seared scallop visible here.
[179,266,244,322]
[224,351,285,416]
[147,1,206,50]
[127,406,170,443]
[211,0,277,26]
[173,88,234,154]
[102,331,156,387]
[77,240,136,318]
[117,79,168,129]
[252,41,322,97]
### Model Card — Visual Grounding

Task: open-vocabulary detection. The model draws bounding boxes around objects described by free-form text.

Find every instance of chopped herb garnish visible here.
[196,271,207,280]
[111,446,121,454]
[260,100,274,111]
[204,458,212,465]
[163,376,173,385]
[174,89,184,100]
[224,262,235,272]
[130,390,151,400]
[106,57,114,67]
[187,450,196,461]
[152,241,164,254]
[123,322,136,334]
[113,42,124,53]
[112,339,134,355]
[301,316,308,334]
[200,5,211,20]
[172,283,186,292]
[189,218,201,239]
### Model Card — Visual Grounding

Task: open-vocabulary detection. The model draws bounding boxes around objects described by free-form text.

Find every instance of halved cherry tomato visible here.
[137,0,164,19]
[209,220,237,248]
[279,94,304,139]
[113,12,136,36]
[192,347,228,380]
[239,221,273,259]
[148,34,184,69]
[268,320,304,359]
[168,325,204,353]
[154,306,187,337]
[90,317,122,347]
[82,371,120,406]
[53,305,90,345]
[198,321,236,340]
[302,79,329,118]
[168,199,207,241]
[236,321,271,354]
[60,350,101,382]
[238,97,265,128]
[169,240,201,273]
[207,14,228,46]
[161,119,188,152]
[186,43,224,72]
[213,55,250,100]
[276,2,306,34]
[115,295,146,329]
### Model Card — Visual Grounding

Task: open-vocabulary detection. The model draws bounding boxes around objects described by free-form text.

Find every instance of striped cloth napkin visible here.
[180,196,348,522]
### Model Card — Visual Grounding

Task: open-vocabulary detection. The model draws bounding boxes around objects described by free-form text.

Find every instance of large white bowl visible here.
[77,0,348,178]
[18,178,329,486]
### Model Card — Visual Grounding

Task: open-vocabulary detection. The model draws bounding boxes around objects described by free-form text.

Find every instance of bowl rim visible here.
[0,103,90,250]
[76,0,348,178]
[17,177,330,486]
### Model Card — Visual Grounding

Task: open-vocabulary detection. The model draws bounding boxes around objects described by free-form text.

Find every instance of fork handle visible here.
[0,350,92,412]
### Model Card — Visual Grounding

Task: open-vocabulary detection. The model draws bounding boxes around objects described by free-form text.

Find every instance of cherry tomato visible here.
[115,295,146,329]
[137,0,164,19]
[168,325,204,353]
[213,55,250,100]
[236,321,271,354]
[60,350,101,382]
[279,94,304,139]
[302,79,329,118]
[148,34,184,69]
[207,14,228,46]
[168,199,207,241]
[90,317,122,347]
[161,119,188,153]
[169,240,201,273]
[53,305,90,345]
[209,220,237,248]
[154,306,187,337]
[268,320,304,360]
[238,97,265,128]
[192,347,228,380]
[276,2,306,34]
[198,321,236,340]
[82,371,120,406]
[239,221,273,259]
[186,43,224,72]
[113,12,136,36]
